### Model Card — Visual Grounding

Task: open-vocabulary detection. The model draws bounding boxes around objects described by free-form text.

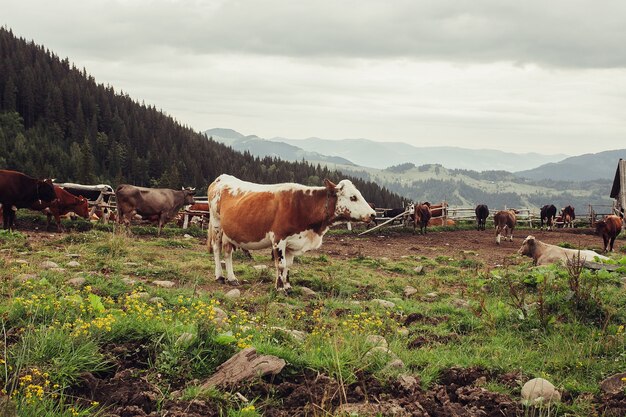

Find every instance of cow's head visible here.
[182,187,196,205]
[325,179,376,223]
[518,235,536,257]
[74,196,90,219]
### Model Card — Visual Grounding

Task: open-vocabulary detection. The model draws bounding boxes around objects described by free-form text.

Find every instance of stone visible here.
[397,327,410,337]
[66,253,80,258]
[413,266,424,274]
[271,327,307,342]
[366,335,388,348]
[67,260,81,268]
[365,346,396,359]
[299,287,317,298]
[382,290,395,297]
[451,298,470,309]
[372,299,395,309]
[335,401,410,416]
[253,265,268,271]
[18,273,38,282]
[122,277,137,285]
[183,234,193,239]
[14,259,28,265]
[67,277,86,287]
[600,372,626,395]
[213,307,228,326]
[385,359,405,369]
[201,347,285,388]
[404,286,418,297]
[397,374,419,391]
[50,267,66,273]
[521,377,561,405]
[176,332,195,345]
[41,260,59,269]
[153,280,175,288]
[424,292,438,301]
[149,297,165,305]
[224,289,241,300]
[124,262,139,266]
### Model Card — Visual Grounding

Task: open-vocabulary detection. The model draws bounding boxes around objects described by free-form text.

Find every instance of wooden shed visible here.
[610,159,626,217]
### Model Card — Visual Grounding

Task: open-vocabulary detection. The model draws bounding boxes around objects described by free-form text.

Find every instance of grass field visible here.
[1,215,626,416]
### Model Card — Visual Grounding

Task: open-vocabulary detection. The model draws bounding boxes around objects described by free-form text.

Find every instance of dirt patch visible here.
[318,227,605,267]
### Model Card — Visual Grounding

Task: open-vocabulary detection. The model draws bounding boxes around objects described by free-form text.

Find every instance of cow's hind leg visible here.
[610,236,617,252]
[272,240,290,292]
[210,224,226,283]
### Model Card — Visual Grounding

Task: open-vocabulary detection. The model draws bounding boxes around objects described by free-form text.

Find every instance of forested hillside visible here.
[0,28,402,207]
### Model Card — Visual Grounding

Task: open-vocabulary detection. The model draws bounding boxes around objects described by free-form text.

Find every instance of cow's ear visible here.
[323,179,336,189]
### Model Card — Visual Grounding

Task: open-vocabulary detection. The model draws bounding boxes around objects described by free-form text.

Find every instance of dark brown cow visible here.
[561,205,575,228]
[116,185,196,234]
[30,186,89,231]
[595,215,623,252]
[475,204,489,231]
[413,203,431,234]
[0,170,56,230]
[540,204,557,231]
[494,209,517,244]
[424,201,448,218]
[208,174,375,290]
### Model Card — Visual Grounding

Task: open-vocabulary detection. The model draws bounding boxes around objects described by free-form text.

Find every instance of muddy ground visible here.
[318,226,612,267]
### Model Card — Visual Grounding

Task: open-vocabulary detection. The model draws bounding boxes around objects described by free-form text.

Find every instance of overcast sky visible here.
[4,0,626,155]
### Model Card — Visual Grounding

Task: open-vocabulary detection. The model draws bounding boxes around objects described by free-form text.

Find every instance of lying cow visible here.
[518,235,608,266]
[31,186,89,232]
[475,204,489,231]
[595,215,623,252]
[116,185,196,234]
[540,204,557,231]
[494,209,517,244]
[208,174,375,290]
[0,170,56,230]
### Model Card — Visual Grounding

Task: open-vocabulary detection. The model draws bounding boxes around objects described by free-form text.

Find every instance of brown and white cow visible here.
[208,174,375,290]
[518,235,608,266]
[595,215,623,252]
[493,209,517,244]
[413,203,431,234]
[561,205,575,228]
[116,185,196,234]
[31,185,90,231]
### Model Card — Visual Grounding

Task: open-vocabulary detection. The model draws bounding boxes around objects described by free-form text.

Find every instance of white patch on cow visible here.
[217,174,322,195]
[496,234,501,244]
[334,180,376,222]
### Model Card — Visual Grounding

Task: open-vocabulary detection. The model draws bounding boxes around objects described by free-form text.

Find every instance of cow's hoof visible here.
[216,276,226,284]
[226,278,240,286]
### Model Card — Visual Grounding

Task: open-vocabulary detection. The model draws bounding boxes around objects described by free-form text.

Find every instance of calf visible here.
[540,204,557,231]
[493,209,517,244]
[518,235,608,266]
[475,204,489,231]
[31,186,90,232]
[595,215,623,252]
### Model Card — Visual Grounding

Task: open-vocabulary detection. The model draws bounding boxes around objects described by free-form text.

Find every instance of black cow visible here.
[116,185,196,234]
[0,170,56,230]
[475,204,489,230]
[540,204,557,231]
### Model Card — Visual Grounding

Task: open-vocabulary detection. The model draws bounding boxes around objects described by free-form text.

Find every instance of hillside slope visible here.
[516,149,626,181]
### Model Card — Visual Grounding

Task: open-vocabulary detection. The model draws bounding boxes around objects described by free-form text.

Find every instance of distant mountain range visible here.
[205,128,568,172]
[204,128,623,209]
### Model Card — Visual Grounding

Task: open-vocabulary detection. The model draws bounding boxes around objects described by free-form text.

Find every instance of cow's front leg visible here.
[210,225,226,282]
[272,240,289,292]
[222,241,239,285]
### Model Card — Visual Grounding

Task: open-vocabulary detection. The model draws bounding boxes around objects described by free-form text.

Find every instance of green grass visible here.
[1,226,625,416]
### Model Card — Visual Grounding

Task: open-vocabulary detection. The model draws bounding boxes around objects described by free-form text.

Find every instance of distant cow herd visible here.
[1,169,624,291]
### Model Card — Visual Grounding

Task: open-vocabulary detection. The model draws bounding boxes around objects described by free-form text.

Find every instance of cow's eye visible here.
[350,196,357,202]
